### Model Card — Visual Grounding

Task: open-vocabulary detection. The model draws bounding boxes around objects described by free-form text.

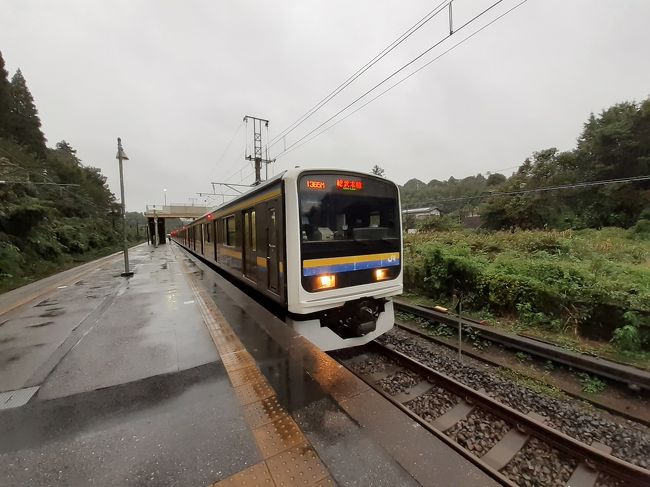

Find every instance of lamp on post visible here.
[163,188,167,208]
[116,137,134,277]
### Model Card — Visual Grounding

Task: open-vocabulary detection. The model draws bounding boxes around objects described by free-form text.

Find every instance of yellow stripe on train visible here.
[303,252,400,269]
[219,247,242,259]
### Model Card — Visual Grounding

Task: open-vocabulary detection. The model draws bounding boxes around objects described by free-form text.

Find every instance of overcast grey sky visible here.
[2,1,649,211]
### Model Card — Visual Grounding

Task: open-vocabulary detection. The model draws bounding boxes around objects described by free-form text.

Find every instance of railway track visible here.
[394,300,650,392]
[334,341,650,487]
[392,319,650,426]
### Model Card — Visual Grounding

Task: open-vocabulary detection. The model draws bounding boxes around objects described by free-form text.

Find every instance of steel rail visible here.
[394,300,650,391]
[393,319,650,427]
[369,341,650,486]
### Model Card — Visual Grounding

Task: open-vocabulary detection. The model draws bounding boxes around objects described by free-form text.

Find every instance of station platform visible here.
[0,243,498,486]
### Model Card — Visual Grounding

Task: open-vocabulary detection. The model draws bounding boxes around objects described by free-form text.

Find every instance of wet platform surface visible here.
[0,243,498,486]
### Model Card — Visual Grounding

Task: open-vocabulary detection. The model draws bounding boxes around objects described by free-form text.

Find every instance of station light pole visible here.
[163,188,167,207]
[117,138,133,277]
[152,205,158,248]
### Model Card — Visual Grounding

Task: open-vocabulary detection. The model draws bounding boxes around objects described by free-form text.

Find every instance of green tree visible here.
[47,140,115,216]
[482,98,650,230]
[0,51,11,139]
[8,69,46,158]
[486,173,506,186]
[371,164,385,177]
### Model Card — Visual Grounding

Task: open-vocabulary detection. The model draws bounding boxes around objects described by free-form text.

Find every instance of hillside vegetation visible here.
[403,229,650,360]
[399,96,650,357]
[401,97,650,231]
[0,51,144,292]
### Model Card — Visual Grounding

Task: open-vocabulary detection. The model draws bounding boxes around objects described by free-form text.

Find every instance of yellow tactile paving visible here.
[315,476,336,486]
[233,380,276,406]
[265,442,329,486]
[211,462,274,486]
[228,366,267,388]
[220,350,258,371]
[242,396,287,429]
[177,250,334,487]
[252,415,307,459]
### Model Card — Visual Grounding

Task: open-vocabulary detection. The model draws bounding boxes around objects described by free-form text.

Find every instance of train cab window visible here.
[298,174,400,243]
[226,216,236,246]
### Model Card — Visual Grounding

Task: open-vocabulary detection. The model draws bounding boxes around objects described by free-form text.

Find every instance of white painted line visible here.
[57,285,68,289]
[183,300,195,305]
[0,386,40,410]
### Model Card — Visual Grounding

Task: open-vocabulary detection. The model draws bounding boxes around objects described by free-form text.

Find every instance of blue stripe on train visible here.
[303,259,400,277]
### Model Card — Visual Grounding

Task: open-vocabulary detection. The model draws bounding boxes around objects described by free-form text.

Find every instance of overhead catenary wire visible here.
[273,0,506,161]
[266,0,451,149]
[275,0,528,161]
[0,147,109,212]
[207,119,244,180]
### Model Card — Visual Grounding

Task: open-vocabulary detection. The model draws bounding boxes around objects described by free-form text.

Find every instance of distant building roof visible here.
[402,207,440,215]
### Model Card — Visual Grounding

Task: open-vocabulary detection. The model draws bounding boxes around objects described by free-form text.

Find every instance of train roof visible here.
[187,167,397,225]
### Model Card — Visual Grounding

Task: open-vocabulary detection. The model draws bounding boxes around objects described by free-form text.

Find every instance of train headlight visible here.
[316,274,336,290]
[374,268,389,281]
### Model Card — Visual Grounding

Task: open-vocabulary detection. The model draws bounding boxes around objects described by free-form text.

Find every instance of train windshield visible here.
[298,173,400,246]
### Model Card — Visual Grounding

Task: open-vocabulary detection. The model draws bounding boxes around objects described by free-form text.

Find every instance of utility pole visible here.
[116,138,133,277]
[243,115,273,185]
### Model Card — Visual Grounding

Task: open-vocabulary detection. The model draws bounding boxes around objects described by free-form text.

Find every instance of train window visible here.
[298,174,399,243]
[206,223,210,243]
[251,210,256,251]
[244,212,249,247]
[244,210,257,251]
[226,216,236,246]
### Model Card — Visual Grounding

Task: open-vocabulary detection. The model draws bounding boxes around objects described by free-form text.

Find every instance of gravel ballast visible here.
[501,437,576,487]
[404,386,458,422]
[445,409,510,457]
[378,328,650,470]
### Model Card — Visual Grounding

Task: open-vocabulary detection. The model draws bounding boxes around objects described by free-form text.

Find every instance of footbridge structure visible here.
[143,204,211,245]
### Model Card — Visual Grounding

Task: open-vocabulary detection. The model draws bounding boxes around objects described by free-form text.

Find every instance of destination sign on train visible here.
[336,179,363,190]
[306,179,326,190]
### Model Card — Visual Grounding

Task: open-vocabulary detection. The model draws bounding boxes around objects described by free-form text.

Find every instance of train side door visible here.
[266,206,279,294]
[243,209,257,281]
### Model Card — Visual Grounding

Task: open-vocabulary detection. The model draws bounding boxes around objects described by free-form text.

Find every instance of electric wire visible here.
[0,147,110,212]
[267,0,451,148]
[275,0,527,161]
[402,175,650,209]
[273,0,506,161]
[208,119,244,180]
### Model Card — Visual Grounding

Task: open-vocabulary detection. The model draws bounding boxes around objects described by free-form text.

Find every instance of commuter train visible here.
[172,168,402,350]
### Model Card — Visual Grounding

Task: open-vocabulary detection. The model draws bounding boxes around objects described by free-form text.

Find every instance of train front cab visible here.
[284,169,403,351]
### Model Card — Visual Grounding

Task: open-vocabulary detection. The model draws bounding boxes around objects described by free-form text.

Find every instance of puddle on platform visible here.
[39,308,65,318]
[28,321,54,328]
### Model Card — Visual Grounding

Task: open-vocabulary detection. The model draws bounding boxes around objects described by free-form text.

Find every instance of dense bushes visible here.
[404,229,650,349]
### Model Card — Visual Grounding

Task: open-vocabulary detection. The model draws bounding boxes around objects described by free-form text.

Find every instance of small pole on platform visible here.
[116,137,133,277]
